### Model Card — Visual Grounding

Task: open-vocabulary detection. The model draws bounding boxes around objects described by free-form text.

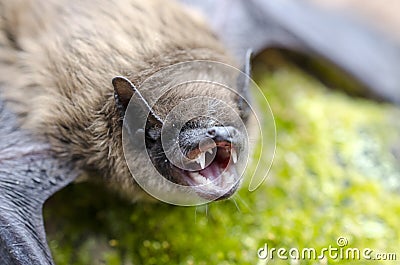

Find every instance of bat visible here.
[0,97,80,265]
[1,0,399,264]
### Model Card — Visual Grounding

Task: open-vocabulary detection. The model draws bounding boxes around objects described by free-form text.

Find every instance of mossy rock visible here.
[44,59,400,265]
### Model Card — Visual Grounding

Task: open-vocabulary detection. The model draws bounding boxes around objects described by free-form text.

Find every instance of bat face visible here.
[113,60,251,204]
[144,112,244,201]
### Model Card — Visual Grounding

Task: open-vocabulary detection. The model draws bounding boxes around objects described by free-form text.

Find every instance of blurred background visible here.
[44,1,400,264]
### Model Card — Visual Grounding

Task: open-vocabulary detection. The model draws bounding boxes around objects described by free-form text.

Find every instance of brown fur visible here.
[0,0,238,200]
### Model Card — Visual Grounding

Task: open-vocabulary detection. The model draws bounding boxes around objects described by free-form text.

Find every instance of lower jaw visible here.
[192,181,240,201]
[181,166,241,201]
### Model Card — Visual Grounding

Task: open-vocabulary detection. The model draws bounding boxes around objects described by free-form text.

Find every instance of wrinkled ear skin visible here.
[112,76,134,116]
[0,97,80,265]
[236,49,252,122]
[112,76,164,126]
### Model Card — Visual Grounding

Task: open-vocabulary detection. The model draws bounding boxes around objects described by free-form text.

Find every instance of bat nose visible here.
[206,126,239,143]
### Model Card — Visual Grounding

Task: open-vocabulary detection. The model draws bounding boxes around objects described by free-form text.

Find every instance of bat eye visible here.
[146,127,161,141]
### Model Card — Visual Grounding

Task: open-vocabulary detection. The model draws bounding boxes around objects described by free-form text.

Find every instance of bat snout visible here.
[206,126,239,145]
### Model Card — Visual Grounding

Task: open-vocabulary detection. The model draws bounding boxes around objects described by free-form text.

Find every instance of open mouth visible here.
[178,140,240,201]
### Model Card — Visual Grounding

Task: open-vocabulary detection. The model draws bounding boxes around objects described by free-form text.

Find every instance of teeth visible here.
[195,152,206,169]
[189,157,239,189]
[189,170,237,189]
[228,174,235,185]
[231,149,238,164]
[207,149,213,155]
[190,172,206,184]
[222,173,236,188]
[189,172,212,185]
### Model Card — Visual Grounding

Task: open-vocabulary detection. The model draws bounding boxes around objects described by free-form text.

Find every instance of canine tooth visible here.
[207,148,213,155]
[195,152,206,169]
[232,149,238,164]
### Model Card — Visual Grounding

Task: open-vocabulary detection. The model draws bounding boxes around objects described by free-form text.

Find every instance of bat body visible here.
[0,0,399,264]
[0,0,246,201]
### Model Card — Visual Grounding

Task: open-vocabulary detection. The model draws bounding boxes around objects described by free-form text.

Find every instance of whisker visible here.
[230,197,241,213]
[235,194,252,212]
[194,206,198,224]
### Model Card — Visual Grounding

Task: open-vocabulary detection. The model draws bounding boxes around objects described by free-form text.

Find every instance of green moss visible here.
[44,62,400,265]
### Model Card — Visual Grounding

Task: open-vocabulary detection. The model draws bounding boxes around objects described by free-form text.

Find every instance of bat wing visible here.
[0,99,80,265]
[181,0,400,104]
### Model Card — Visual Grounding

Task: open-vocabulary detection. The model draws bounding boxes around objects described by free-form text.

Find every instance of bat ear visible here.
[112,76,163,125]
[236,49,252,121]
[113,76,134,111]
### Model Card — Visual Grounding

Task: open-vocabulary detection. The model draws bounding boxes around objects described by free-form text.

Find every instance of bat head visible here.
[112,59,251,202]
